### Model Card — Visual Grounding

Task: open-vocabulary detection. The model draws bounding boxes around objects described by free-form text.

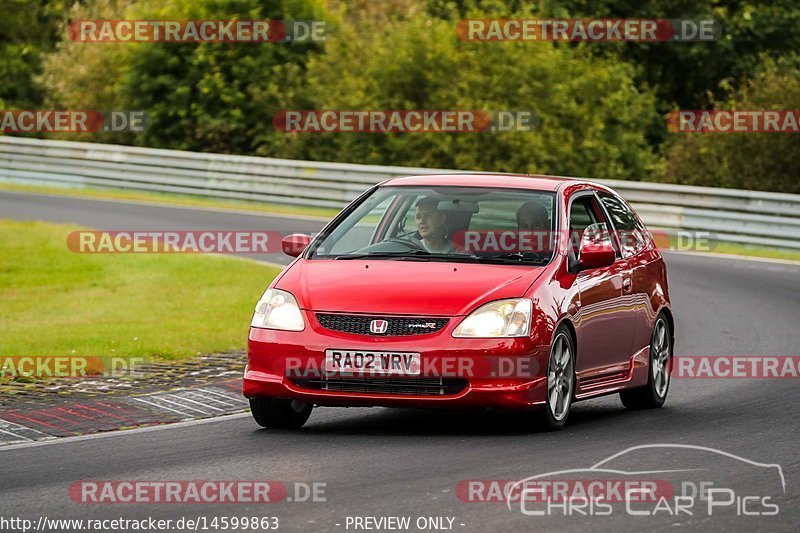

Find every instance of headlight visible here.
[251,288,305,331]
[453,298,532,338]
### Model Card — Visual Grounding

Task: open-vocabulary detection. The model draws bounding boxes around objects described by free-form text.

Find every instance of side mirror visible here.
[578,239,616,270]
[281,234,313,257]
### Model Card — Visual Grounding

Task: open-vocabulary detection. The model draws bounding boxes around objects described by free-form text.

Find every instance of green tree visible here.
[121,0,329,152]
[42,0,329,150]
[656,57,800,193]
[429,0,800,111]
[0,0,64,108]
[264,12,658,180]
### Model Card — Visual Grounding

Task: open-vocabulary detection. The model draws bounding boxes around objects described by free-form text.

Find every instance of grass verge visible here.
[0,219,281,361]
[702,242,800,262]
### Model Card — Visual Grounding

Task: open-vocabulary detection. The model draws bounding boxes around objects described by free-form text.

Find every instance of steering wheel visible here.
[383,237,427,251]
[394,228,418,239]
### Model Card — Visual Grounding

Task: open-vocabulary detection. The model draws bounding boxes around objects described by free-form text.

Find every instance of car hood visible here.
[275,259,546,316]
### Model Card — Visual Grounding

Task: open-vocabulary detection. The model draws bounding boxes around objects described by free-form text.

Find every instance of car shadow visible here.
[250,397,641,438]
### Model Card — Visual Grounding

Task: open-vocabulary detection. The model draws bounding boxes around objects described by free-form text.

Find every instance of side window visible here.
[598,192,647,257]
[569,195,607,257]
[569,198,595,235]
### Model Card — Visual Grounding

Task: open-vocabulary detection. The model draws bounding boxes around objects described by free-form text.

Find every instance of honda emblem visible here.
[370,319,388,334]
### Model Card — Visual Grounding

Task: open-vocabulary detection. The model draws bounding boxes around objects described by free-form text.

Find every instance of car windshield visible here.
[308,186,557,265]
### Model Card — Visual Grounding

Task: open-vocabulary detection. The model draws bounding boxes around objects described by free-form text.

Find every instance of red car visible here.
[244,175,673,430]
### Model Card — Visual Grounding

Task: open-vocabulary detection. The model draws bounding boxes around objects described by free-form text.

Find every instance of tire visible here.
[249,397,313,429]
[539,326,576,430]
[620,314,672,410]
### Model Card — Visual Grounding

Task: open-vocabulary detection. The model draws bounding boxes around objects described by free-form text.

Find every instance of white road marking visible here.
[198,387,248,403]
[183,389,245,410]
[130,396,192,417]
[174,389,239,404]
[157,395,212,416]
[176,393,228,412]
[0,427,31,442]
[0,412,251,452]
[129,388,248,420]
[0,419,56,444]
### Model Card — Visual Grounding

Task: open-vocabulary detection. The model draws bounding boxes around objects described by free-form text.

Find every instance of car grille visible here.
[294,377,468,396]
[316,313,449,336]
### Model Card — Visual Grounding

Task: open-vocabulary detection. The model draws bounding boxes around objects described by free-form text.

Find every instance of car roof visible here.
[381,173,593,192]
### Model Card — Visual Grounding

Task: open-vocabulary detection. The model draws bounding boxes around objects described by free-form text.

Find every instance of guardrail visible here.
[1,136,799,249]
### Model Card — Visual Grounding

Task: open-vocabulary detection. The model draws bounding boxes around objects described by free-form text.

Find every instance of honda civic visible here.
[244,174,673,430]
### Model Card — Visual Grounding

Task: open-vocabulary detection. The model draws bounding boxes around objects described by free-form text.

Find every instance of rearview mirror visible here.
[281,234,313,257]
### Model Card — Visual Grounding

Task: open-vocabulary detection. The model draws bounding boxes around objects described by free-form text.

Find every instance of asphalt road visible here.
[0,191,324,265]
[1,191,799,532]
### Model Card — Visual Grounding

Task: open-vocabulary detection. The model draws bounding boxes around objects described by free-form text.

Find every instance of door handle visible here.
[622,277,632,293]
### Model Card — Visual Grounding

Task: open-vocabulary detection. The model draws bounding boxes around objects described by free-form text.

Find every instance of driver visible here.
[414,196,457,253]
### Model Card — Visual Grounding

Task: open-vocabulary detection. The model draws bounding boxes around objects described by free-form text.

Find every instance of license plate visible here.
[324,350,421,376]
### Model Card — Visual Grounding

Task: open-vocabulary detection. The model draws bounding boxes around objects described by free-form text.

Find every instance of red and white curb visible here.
[0,380,246,445]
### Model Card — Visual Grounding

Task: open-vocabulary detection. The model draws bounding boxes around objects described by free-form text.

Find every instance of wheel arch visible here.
[658,306,675,343]
[554,317,578,362]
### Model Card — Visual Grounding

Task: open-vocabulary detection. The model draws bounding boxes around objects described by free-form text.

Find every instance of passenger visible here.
[516,201,552,254]
[516,201,550,231]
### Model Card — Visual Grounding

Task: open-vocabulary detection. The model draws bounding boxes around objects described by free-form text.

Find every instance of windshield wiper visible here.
[332,251,490,262]
[330,251,550,265]
[479,252,551,265]
[332,250,433,260]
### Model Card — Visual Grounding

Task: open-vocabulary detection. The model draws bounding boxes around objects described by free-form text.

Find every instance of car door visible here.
[569,192,637,382]
[596,190,655,358]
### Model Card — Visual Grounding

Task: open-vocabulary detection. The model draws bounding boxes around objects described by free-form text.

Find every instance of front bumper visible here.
[243,317,550,410]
